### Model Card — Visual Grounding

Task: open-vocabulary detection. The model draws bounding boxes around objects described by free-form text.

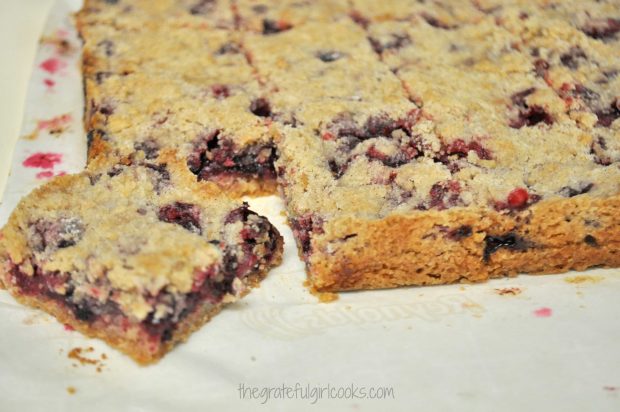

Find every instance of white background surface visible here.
[1,2,620,411]
[0,0,55,198]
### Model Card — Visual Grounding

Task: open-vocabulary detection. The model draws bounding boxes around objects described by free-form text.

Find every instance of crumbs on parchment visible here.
[495,287,522,296]
[564,275,603,284]
[68,346,108,372]
[304,280,339,303]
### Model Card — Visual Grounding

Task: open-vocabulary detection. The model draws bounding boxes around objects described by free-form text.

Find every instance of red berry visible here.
[507,188,529,208]
[321,132,335,141]
[366,146,388,161]
[211,84,230,99]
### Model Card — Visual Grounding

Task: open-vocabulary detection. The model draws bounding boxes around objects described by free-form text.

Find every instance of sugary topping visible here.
[236,5,620,220]
[78,0,235,29]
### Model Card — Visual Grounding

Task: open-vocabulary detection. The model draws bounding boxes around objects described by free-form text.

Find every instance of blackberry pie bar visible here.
[0,156,282,363]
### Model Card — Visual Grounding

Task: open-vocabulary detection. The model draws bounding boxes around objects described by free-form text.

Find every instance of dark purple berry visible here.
[189,0,215,16]
[316,50,344,62]
[483,233,530,261]
[580,18,620,40]
[158,202,202,234]
[250,98,272,117]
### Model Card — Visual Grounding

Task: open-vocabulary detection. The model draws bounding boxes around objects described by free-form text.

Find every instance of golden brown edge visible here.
[303,193,620,291]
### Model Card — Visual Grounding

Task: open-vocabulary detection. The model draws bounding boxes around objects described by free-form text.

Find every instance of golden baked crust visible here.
[0,154,283,363]
[305,194,620,291]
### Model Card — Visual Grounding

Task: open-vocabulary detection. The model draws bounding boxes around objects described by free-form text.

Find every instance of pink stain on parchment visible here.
[533,307,553,318]
[23,152,63,169]
[40,57,66,74]
[35,171,55,179]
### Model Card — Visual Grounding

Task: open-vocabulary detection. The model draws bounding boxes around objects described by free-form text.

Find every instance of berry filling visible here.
[443,139,492,161]
[30,217,85,254]
[262,19,292,35]
[187,131,277,184]
[560,46,587,70]
[159,202,202,235]
[508,88,554,128]
[595,98,620,127]
[429,180,462,210]
[324,112,423,177]
[289,214,324,261]
[323,112,493,190]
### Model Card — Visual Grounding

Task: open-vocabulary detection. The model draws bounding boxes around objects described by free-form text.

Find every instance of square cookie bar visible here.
[0,155,282,363]
[78,20,278,195]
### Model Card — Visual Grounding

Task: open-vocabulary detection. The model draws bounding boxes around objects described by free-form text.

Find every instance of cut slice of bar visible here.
[0,154,283,364]
[84,72,277,195]
[79,22,278,195]
[241,17,620,291]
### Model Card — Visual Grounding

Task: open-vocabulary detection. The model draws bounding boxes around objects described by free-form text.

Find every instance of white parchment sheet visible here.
[0,2,618,411]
